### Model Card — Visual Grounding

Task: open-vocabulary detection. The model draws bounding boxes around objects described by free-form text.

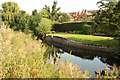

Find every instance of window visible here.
[81,17,82,20]
[74,17,77,21]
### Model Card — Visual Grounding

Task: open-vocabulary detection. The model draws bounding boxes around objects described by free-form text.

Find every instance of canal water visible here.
[45,41,120,77]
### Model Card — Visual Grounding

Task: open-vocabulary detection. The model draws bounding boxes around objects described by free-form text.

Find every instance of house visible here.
[66,13,74,22]
[66,9,97,22]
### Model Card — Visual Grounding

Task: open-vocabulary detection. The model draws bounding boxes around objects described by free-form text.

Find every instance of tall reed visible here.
[1,23,90,78]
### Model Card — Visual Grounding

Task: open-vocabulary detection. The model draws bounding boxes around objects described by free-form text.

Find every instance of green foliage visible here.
[42,1,61,21]
[40,8,51,18]
[93,1,118,36]
[82,24,92,35]
[65,51,72,64]
[12,12,31,32]
[1,25,91,78]
[0,10,2,26]
[51,1,61,21]
[71,30,83,34]
[52,22,94,34]
[36,18,52,33]
[96,64,120,78]
[60,13,70,22]
[36,18,52,40]
[29,13,42,33]
[40,5,51,19]
[113,1,120,38]
[1,2,20,25]
[32,9,38,16]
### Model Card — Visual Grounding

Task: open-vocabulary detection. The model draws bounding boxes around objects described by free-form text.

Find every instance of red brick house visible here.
[66,9,97,22]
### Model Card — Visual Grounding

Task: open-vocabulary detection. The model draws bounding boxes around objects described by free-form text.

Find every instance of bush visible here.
[52,22,94,34]
[95,64,120,78]
[36,18,52,34]
[82,24,92,35]
[36,18,53,40]
[1,25,91,78]
[71,30,84,34]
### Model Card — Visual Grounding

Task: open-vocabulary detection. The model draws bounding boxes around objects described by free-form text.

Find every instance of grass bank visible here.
[50,33,118,47]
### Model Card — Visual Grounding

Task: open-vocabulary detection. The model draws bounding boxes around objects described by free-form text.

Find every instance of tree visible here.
[113,1,120,50]
[113,1,120,38]
[11,10,33,34]
[93,0,118,36]
[1,2,20,25]
[36,18,52,40]
[29,13,42,35]
[32,9,38,16]
[40,6,51,19]
[0,9,2,26]
[60,13,70,22]
[51,1,61,21]
[41,1,61,21]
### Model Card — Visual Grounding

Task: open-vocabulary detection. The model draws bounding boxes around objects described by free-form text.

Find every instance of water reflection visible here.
[44,41,120,77]
[45,41,120,65]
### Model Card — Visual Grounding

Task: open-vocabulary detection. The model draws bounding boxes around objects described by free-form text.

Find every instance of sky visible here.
[0,0,101,14]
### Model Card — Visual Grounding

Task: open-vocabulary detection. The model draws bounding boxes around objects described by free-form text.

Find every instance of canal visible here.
[44,41,120,77]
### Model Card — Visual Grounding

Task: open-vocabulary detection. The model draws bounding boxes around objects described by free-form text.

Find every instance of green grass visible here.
[50,33,118,47]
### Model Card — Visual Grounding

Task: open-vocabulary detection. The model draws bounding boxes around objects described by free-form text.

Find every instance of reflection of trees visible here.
[100,54,120,66]
[46,41,120,65]
[44,45,65,64]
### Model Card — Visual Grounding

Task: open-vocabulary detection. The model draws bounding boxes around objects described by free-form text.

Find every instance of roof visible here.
[66,13,74,19]
[86,13,92,15]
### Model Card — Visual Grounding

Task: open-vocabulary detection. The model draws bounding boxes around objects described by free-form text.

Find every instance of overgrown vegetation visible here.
[93,1,120,37]
[1,1,60,40]
[36,18,53,40]
[1,25,91,78]
[96,64,120,78]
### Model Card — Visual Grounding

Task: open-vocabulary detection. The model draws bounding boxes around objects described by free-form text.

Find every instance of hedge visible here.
[52,22,95,32]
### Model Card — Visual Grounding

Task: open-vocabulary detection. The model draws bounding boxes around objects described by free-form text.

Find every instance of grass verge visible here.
[50,33,118,47]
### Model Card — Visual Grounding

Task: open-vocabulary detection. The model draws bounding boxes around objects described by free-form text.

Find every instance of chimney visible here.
[82,9,85,14]
[85,9,88,14]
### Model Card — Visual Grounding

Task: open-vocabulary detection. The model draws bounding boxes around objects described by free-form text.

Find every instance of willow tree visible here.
[1,2,20,25]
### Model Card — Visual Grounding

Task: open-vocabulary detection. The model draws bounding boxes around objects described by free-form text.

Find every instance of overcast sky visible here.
[0,0,101,14]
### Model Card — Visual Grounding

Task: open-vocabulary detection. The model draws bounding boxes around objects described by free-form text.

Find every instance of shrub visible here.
[36,18,53,40]
[52,22,94,34]
[95,64,120,78]
[36,18,52,34]
[82,24,92,35]
[1,24,91,78]
[71,30,84,34]
[1,24,46,78]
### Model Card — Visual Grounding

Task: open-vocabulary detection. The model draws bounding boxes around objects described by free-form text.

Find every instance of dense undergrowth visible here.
[1,24,91,78]
[1,24,120,78]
